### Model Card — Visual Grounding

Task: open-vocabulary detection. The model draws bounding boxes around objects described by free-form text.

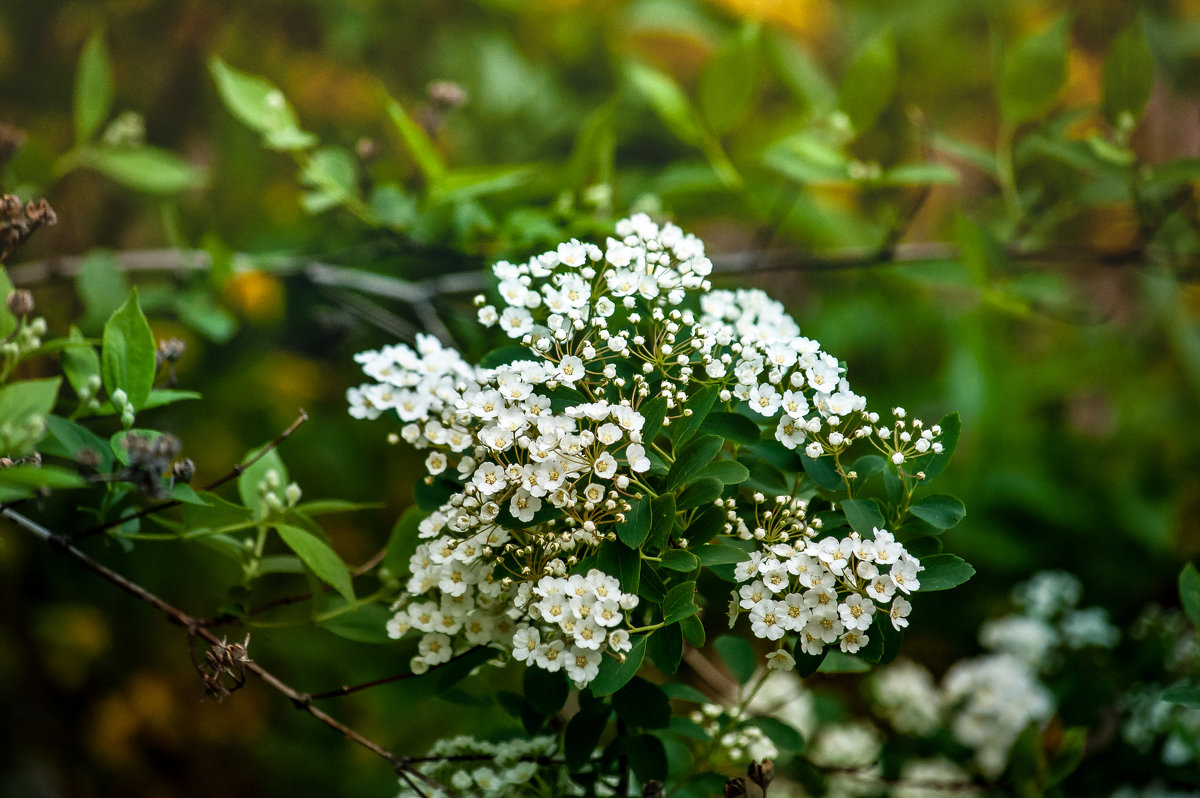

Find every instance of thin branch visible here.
[0,504,458,798]
[307,645,486,701]
[75,410,309,540]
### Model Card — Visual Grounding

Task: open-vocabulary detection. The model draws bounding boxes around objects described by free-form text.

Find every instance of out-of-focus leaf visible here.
[300,147,359,213]
[101,289,155,411]
[714,634,756,683]
[210,58,315,150]
[1180,562,1200,628]
[1103,15,1155,126]
[276,523,354,602]
[384,506,425,579]
[237,445,288,513]
[1163,685,1200,707]
[384,93,446,186]
[840,29,897,136]
[762,132,850,185]
[880,163,960,185]
[999,17,1069,124]
[743,717,805,754]
[322,603,392,644]
[74,29,113,144]
[61,326,101,399]
[698,23,761,136]
[433,164,535,203]
[82,146,203,195]
[767,30,836,113]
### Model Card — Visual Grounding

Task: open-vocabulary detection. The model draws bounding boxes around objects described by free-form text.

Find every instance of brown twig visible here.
[0,504,459,798]
[307,645,487,701]
[74,410,309,540]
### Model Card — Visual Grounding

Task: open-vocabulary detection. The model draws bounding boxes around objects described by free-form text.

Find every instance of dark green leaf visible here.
[648,622,683,674]
[680,613,706,648]
[793,644,827,678]
[903,536,943,559]
[82,146,203,195]
[384,506,425,579]
[743,717,805,754]
[591,635,647,697]
[662,581,698,624]
[626,61,705,146]
[638,563,667,603]
[677,477,723,510]
[101,288,155,411]
[478,344,539,369]
[1103,16,1155,125]
[818,650,870,673]
[909,494,966,529]
[660,683,711,704]
[918,412,961,484]
[617,494,652,548]
[638,396,668,444]
[43,415,113,470]
[565,701,612,771]
[276,523,354,602]
[840,29,897,135]
[414,476,457,512]
[916,553,975,591]
[801,452,843,492]
[999,17,1068,124]
[1180,562,1200,628]
[524,666,569,716]
[695,544,750,566]
[1046,727,1088,786]
[685,504,726,546]
[700,411,761,446]
[598,539,641,594]
[714,635,756,683]
[659,549,700,573]
[74,29,113,144]
[851,454,886,484]
[76,253,129,332]
[671,385,721,446]
[1163,685,1200,708]
[841,498,885,535]
[614,677,671,730]
[698,459,750,485]
[668,715,710,741]
[665,434,724,491]
[626,733,668,782]
[647,493,677,550]
[322,604,392,644]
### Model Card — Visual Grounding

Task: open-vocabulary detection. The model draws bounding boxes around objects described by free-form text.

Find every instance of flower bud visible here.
[6,289,33,317]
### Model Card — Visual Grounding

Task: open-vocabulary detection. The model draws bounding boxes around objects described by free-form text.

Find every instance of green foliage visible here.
[100,288,156,412]
[1000,17,1069,125]
[74,29,113,145]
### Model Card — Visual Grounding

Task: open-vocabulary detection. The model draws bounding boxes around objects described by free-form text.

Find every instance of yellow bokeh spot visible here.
[704,0,832,37]
[225,270,285,322]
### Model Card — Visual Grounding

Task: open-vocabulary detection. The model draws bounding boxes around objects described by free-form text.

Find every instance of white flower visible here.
[750,600,787,641]
[838,593,875,631]
[565,646,602,684]
[592,452,618,479]
[890,559,921,594]
[624,442,651,472]
[533,639,566,672]
[888,595,913,630]
[766,649,795,672]
[419,632,454,665]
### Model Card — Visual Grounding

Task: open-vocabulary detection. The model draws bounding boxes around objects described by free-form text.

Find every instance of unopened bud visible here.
[6,289,33,317]
[748,759,774,790]
[173,458,196,483]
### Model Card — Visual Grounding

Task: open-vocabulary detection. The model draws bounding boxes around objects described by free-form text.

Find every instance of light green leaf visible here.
[1103,16,1155,126]
[101,288,155,411]
[842,498,885,535]
[209,58,315,150]
[999,17,1069,124]
[767,30,836,113]
[276,523,354,602]
[694,543,749,566]
[626,61,704,145]
[880,163,961,185]
[0,378,61,455]
[300,147,359,213]
[384,94,446,186]
[75,29,113,144]
[82,146,203,195]
[61,326,101,399]
[237,445,288,514]
[433,164,535,204]
[76,253,129,332]
[698,23,761,136]
[840,29,897,136]
[0,268,17,338]
[141,389,202,409]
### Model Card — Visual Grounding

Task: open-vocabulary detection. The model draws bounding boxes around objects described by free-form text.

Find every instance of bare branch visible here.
[307,645,486,701]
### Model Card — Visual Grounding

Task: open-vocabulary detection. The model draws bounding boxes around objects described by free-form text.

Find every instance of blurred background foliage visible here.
[2,0,1200,795]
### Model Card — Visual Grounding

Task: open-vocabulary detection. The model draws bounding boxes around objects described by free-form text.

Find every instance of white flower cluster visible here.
[350,214,944,683]
[397,735,556,798]
[686,702,780,764]
[728,495,920,662]
[867,658,944,736]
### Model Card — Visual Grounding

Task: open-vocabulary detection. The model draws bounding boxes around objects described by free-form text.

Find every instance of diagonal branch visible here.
[0,504,459,798]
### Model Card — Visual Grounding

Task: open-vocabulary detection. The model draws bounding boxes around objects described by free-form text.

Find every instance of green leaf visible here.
[1046,727,1088,786]
[1180,562,1200,628]
[851,454,886,484]
[383,506,425,579]
[648,622,683,674]
[209,58,315,150]
[74,29,113,144]
[565,700,612,771]
[677,477,723,510]
[1163,685,1200,708]
[916,553,975,591]
[276,524,354,602]
[919,412,961,484]
[0,268,16,339]
[76,253,129,332]
[300,147,359,213]
[659,549,700,573]
[698,23,761,136]
[695,544,750,566]
[909,494,966,529]
[793,644,828,678]
[0,377,60,426]
[322,603,392,644]
[141,389,202,410]
[626,61,705,146]
[478,344,539,369]
[818,650,870,673]
[1103,16,1155,126]
[664,434,724,491]
[626,733,667,783]
[767,30,837,113]
[43,415,113,470]
[524,666,569,716]
[236,445,288,513]
[598,539,641,594]
[638,396,668,444]
[647,493,677,550]
[685,504,727,546]
[698,459,750,485]
[614,677,671,730]
[638,563,666,603]
[999,17,1069,124]
[841,498,885,535]
[101,288,156,412]
[800,452,843,492]
[880,162,961,185]
[662,581,698,624]
[670,385,720,446]
[82,146,203,195]
[839,28,897,136]
[714,635,756,683]
[743,717,805,754]
[617,494,652,548]
[680,614,705,648]
[384,93,446,186]
[700,412,761,446]
[293,500,382,517]
[591,635,647,697]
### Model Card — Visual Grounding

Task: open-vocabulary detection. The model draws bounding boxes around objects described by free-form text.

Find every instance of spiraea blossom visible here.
[349,214,947,684]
